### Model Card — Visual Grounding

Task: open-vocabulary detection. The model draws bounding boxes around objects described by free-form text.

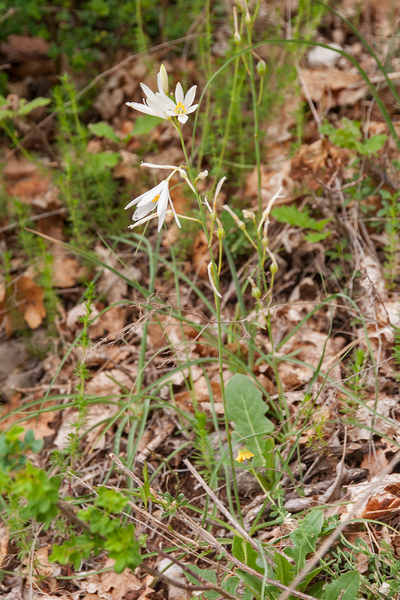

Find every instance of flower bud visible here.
[197,170,208,180]
[248,277,261,301]
[217,224,225,240]
[256,59,267,76]
[270,261,278,276]
[234,32,242,45]
[158,64,169,94]
[242,209,255,220]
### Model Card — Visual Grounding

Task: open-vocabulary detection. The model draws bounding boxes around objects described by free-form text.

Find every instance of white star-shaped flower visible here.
[157,82,198,124]
[125,180,181,232]
[126,65,170,120]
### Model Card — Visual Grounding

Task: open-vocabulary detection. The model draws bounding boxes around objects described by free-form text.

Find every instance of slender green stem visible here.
[246,28,262,218]
[217,56,240,172]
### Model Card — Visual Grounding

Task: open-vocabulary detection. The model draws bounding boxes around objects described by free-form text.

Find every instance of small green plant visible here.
[53,75,122,246]
[320,118,387,158]
[377,189,400,288]
[272,203,332,243]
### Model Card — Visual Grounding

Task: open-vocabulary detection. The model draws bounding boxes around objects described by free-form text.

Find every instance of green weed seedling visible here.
[272,203,332,243]
[377,189,400,289]
[320,118,387,159]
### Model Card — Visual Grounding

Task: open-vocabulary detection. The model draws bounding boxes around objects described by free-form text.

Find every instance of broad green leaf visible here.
[133,114,162,135]
[324,571,360,600]
[235,569,262,599]
[232,536,264,573]
[226,374,273,467]
[89,121,120,143]
[274,552,294,586]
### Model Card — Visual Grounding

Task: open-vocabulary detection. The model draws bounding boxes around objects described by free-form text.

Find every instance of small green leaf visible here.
[324,571,360,600]
[272,205,319,230]
[133,115,162,135]
[89,122,120,143]
[285,510,324,574]
[304,231,331,243]
[362,134,387,156]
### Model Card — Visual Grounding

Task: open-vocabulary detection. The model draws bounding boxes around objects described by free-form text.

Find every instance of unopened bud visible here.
[234,32,242,45]
[210,210,217,223]
[270,261,278,276]
[217,225,225,240]
[256,59,267,76]
[248,277,261,301]
[245,11,251,25]
[237,219,246,231]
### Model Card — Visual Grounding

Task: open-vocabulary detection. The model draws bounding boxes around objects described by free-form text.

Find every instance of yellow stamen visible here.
[175,102,186,114]
[235,448,254,463]
[152,194,160,204]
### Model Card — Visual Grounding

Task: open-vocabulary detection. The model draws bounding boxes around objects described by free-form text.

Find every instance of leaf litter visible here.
[3,1,400,599]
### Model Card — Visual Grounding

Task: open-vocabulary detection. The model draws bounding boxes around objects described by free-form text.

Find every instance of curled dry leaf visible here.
[0,276,46,336]
[299,68,367,107]
[360,439,399,478]
[3,158,38,181]
[80,558,152,600]
[0,394,57,439]
[341,473,400,522]
[175,375,223,416]
[276,329,341,388]
[347,396,400,442]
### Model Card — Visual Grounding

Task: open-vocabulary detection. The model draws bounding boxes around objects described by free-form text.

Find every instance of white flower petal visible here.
[156,183,169,217]
[141,162,179,170]
[175,82,184,105]
[126,102,159,117]
[136,181,164,207]
[140,83,157,101]
[185,104,198,115]
[128,213,158,229]
[146,97,168,118]
[184,85,197,108]
[133,205,153,220]
[178,114,188,124]
[157,188,169,231]
[125,190,147,210]
[156,92,176,111]
[168,196,181,228]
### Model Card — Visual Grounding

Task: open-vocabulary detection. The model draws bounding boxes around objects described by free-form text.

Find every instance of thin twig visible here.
[141,563,237,600]
[184,458,260,552]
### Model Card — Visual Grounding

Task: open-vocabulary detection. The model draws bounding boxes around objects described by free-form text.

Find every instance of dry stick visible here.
[184,458,260,553]
[277,450,400,600]
[110,454,317,600]
[141,563,238,600]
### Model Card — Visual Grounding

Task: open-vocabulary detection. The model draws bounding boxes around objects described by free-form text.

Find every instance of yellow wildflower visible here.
[235,448,254,463]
